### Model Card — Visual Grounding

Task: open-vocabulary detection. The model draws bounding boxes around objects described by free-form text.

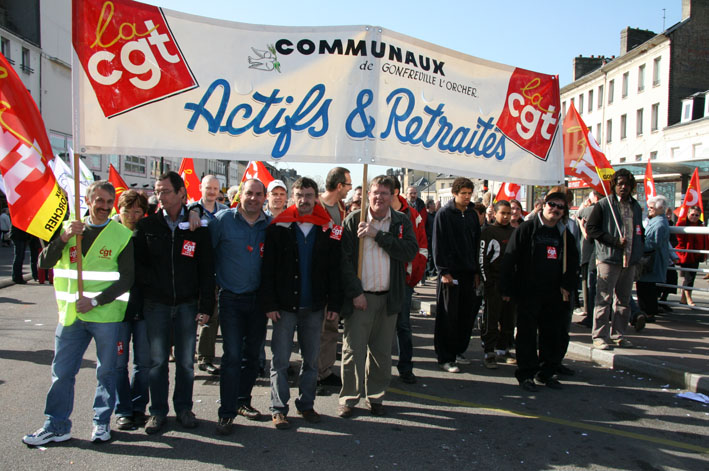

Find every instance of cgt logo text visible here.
[99,247,113,259]
[74,0,197,118]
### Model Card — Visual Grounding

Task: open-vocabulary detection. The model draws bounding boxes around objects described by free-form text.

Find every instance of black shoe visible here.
[13,278,27,285]
[318,373,342,387]
[237,404,262,421]
[258,367,267,378]
[145,415,166,435]
[132,411,147,427]
[399,371,417,384]
[535,373,563,389]
[634,313,647,332]
[556,364,575,376]
[368,402,385,416]
[198,362,220,375]
[646,315,656,323]
[520,379,538,392]
[116,416,134,430]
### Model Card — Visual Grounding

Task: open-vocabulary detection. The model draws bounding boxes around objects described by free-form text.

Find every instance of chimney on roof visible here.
[573,56,605,81]
[620,27,656,55]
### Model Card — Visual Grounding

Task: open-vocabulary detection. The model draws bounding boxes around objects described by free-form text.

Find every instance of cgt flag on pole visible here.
[494,182,522,203]
[677,168,704,224]
[178,158,202,203]
[108,163,129,211]
[233,161,275,205]
[644,159,657,205]
[0,53,68,241]
[563,103,614,196]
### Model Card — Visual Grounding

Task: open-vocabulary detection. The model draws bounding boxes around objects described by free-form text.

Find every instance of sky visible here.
[144,0,682,186]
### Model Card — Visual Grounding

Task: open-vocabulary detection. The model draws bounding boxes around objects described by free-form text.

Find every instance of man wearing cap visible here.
[210,178,271,435]
[586,169,644,350]
[316,167,351,392]
[188,175,228,376]
[23,181,134,445]
[501,188,578,391]
[260,177,343,429]
[266,179,288,218]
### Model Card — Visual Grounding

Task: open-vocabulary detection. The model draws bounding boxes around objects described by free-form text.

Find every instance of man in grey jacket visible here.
[586,169,644,350]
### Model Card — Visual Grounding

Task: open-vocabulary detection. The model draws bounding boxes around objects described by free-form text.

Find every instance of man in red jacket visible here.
[391,179,428,383]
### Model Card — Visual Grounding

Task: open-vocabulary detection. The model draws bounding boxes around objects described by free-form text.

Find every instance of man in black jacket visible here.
[259,177,342,430]
[432,177,482,373]
[501,190,579,391]
[134,172,215,434]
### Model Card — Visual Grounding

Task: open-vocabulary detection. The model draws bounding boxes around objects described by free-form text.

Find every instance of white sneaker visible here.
[455,354,472,365]
[439,362,460,373]
[91,423,111,443]
[22,428,71,446]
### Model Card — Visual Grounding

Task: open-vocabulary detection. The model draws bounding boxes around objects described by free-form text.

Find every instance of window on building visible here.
[653,57,661,86]
[650,151,657,161]
[596,123,602,142]
[693,143,702,159]
[579,94,584,114]
[637,108,644,136]
[671,147,679,159]
[588,90,593,113]
[608,80,614,104]
[638,64,645,92]
[86,155,102,171]
[619,157,626,163]
[49,131,69,159]
[622,72,629,98]
[683,102,692,120]
[606,119,612,143]
[598,85,604,109]
[651,103,659,131]
[1,37,11,63]
[620,114,627,139]
[635,154,643,162]
[124,155,147,175]
[21,47,32,73]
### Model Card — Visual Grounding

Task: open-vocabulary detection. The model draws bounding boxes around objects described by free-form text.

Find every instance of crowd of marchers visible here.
[18,166,703,446]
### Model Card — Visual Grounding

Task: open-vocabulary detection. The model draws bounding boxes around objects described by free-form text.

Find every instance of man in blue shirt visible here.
[209,179,271,435]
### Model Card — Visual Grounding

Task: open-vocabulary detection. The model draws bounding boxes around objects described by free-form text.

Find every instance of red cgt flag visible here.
[495,182,522,203]
[241,161,275,188]
[563,103,614,196]
[178,158,202,203]
[0,53,68,241]
[644,159,656,205]
[677,168,704,224]
[108,163,129,210]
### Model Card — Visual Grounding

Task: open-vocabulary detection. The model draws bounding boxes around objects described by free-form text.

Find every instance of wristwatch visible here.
[90,298,99,308]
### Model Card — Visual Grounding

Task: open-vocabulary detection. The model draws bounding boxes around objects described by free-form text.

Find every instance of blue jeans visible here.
[270,308,323,415]
[43,320,120,434]
[115,319,150,417]
[396,285,415,374]
[218,290,267,419]
[144,300,198,417]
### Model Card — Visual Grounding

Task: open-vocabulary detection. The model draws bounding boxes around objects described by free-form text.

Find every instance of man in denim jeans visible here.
[259,177,342,430]
[23,181,134,446]
[209,178,271,435]
[134,172,215,435]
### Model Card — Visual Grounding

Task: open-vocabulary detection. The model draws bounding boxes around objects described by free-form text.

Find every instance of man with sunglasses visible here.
[586,169,644,350]
[501,189,579,391]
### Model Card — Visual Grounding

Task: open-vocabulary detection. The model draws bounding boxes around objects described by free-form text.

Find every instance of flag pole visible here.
[357,164,368,279]
[73,154,84,296]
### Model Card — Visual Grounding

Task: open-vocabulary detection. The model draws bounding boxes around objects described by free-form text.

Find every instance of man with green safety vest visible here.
[23,181,134,447]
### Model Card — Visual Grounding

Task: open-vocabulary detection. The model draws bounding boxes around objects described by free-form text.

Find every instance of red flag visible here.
[644,159,656,205]
[0,53,68,241]
[495,182,522,203]
[178,158,202,203]
[241,161,275,188]
[677,168,704,224]
[563,103,614,195]
[108,164,129,211]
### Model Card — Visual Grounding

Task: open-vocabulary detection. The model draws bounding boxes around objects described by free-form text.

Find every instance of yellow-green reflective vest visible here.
[53,219,132,326]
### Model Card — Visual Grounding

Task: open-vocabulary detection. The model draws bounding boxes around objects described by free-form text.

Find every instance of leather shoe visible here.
[556,364,575,376]
[337,405,354,418]
[237,404,262,421]
[368,402,385,416]
[198,362,220,375]
[116,416,134,430]
[13,278,27,285]
[399,371,417,384]
[297,409,322,424]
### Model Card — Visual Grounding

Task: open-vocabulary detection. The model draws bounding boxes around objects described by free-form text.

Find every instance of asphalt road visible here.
[1,281,708,470]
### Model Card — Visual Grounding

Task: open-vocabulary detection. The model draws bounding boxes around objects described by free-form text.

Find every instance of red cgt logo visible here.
[73,0,197,118]
[496,68,560,161]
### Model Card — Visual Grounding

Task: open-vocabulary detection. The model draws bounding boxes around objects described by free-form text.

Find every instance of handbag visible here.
[638,250,656,277]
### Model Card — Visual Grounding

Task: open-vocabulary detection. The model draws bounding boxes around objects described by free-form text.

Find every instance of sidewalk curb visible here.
[567,341,709,395]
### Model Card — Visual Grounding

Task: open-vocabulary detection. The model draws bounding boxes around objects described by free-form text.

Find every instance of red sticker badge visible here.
[259,242,265,258]
[70,246,78,264]
[117,341,124,356]
[546,246,558,260]
[330,224,343,240]
[247,245,253,253]
[181,240,196,258]
[635,225,642,236]
[398,225,403,239]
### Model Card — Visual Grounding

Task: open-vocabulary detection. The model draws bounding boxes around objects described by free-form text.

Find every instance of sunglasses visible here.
[546,201,566,210]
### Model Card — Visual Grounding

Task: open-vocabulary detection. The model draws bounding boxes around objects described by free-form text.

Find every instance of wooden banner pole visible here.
[73,154,84,297]
[357,164,368,280]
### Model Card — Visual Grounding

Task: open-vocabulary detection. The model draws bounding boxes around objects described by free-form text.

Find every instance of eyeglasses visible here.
[546,201,566,210]
[217,197,225,202]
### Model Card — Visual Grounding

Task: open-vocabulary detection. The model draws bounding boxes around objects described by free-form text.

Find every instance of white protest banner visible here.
[72,0,563,185]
